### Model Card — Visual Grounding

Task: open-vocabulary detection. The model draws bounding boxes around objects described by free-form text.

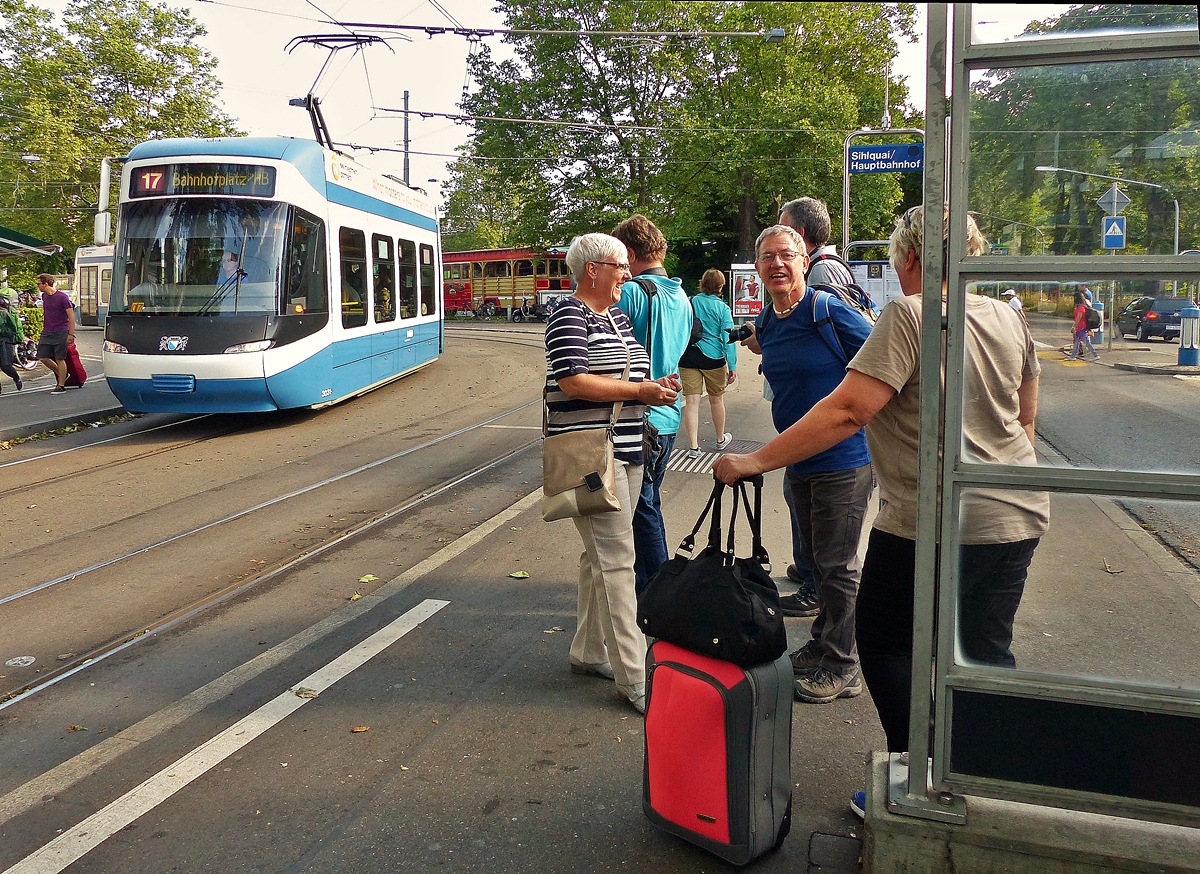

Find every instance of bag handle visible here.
[673,478,723,558]
[733,475,771,570]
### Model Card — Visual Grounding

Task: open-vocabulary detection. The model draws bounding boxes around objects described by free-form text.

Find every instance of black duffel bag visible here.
[637,475,787,667]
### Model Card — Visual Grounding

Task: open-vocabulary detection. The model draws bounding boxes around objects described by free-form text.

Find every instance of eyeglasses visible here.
[591,261,630,271]
[901,206,921,229]
[754,250,802,264]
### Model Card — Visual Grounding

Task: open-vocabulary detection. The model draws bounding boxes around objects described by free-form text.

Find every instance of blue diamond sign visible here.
[1102,215,1126,249]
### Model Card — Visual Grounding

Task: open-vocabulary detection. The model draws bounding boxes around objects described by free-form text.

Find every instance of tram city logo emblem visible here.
[159,335,189,352]
[330,153,341,181]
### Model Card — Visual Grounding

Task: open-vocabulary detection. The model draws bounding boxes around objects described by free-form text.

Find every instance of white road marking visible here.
[482,424,542,430]
[0,488,540,826]
[2,599,450,874]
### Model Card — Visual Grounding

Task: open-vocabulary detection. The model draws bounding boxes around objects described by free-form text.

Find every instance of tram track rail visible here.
[0,436,540,711]
[0,398,538,610]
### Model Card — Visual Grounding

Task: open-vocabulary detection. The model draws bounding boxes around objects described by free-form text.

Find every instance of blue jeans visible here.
[633,431,676,593]
[783,463,873,674]
[782,475,816,589]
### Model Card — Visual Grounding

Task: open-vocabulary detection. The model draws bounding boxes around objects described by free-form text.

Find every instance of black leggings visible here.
[855,530,1039,752]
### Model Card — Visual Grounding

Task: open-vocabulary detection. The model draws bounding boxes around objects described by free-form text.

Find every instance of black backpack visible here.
[1084,305,1101,330]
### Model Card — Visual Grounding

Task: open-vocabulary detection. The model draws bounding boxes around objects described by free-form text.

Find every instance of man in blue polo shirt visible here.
[741,224,873,704]
[613,215,692,592]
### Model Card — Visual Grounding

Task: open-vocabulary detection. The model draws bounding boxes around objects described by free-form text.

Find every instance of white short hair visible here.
[754,224,804,257]
[565,233,627,277]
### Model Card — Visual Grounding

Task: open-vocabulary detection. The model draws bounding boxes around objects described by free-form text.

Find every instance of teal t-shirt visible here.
[617,272,691,435]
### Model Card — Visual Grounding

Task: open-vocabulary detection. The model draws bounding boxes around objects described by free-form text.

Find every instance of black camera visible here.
[727,323,753,343]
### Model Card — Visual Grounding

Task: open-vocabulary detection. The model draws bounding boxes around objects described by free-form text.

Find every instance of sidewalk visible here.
[1026,310,1200,375]
[0,326,126,442]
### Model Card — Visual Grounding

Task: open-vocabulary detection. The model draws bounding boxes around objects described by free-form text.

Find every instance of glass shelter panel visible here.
[951,488,1200,692]
[952,281,1200,477]
[968,56,1200,258]
[968,4,1198,45]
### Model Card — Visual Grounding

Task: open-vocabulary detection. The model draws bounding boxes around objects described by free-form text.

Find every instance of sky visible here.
[35,1,1065,205]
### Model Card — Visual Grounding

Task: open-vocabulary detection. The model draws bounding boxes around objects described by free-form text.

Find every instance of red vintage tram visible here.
[442,247,572,317]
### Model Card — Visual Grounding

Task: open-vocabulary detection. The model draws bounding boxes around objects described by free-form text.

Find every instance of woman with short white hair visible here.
[545,233,680,714]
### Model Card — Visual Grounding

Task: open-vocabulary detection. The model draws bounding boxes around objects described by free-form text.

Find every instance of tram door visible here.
[895,3,1200,830]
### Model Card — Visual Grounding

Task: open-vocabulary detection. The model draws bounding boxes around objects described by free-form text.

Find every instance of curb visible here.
[0,405,128,443]
[1112,362,1200,376]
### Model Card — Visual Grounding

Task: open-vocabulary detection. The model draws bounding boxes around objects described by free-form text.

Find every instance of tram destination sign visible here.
[848,143,924,174]
[130,163,277,199]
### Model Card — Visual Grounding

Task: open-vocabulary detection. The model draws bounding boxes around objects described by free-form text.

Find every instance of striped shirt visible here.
[545,297,650,464]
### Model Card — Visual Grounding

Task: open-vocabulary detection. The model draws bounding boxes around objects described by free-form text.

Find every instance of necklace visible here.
[773,298,800,318]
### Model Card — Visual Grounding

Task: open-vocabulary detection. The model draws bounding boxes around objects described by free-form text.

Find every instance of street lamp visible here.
[1035,165,1180,255]
[967,210,1047,255]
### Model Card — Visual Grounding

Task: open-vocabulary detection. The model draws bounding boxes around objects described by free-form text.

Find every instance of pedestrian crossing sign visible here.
[1103,216,1126,249]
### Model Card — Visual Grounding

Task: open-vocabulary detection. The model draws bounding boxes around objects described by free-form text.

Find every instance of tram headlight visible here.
[103,340,128,354]
[223,340,273,354]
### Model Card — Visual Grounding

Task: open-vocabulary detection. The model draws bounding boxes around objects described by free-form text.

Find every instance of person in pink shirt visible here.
[36,274,75,392]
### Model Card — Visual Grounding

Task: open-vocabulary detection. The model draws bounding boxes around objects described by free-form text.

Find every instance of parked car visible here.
[1116,296,1194,342]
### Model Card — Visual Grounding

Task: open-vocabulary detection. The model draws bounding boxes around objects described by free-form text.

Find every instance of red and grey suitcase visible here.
[64,342,87,388]
[643,640,793,865]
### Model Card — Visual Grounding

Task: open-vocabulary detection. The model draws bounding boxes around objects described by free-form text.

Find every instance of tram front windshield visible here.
[112,199,287,316]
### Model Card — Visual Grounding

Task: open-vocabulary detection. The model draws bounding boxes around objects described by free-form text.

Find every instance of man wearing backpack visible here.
[613,215,692,592]
[738,224,874,704]
[781,196,856,288]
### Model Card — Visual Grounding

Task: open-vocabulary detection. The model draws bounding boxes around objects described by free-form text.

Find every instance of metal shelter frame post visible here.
[885,1,1200,831]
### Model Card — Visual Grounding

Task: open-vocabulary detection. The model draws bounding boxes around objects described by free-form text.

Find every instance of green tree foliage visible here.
[968,4,1199,257]
[444,1,918,268]
[0,0,239,282]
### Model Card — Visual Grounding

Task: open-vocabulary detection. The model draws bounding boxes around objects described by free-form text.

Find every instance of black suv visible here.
[1116,296,1193,342]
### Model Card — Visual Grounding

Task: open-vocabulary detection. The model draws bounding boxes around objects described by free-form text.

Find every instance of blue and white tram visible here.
[102,137,443,413]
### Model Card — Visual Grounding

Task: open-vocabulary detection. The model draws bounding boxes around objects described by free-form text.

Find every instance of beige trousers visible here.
[569,459,646,687]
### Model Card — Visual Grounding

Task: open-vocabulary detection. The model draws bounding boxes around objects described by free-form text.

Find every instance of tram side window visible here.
[419,244,437,317]
[472,262,482,280]
[285,209,328,315]
[372,234,396,324]
[398,238,417,320]
[484,261,510,278]
[548,258,570,290]
[340,227,367,328]
[515,259,534,277]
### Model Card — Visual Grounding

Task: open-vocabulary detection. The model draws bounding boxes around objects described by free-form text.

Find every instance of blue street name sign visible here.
[1102,215,1127,249]
[848,143,924,174]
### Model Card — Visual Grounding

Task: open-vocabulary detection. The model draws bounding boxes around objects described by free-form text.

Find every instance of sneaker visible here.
[569,657,614,680]
[789,639,822,674]
[778,585,819,618]
[683,447,701,459]
[850,790,866,821]
[715,432,733,450]
[13,376,21,390]
[794,667,863,704]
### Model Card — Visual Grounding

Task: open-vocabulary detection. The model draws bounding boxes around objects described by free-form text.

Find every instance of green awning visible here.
[0,224,62,258]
